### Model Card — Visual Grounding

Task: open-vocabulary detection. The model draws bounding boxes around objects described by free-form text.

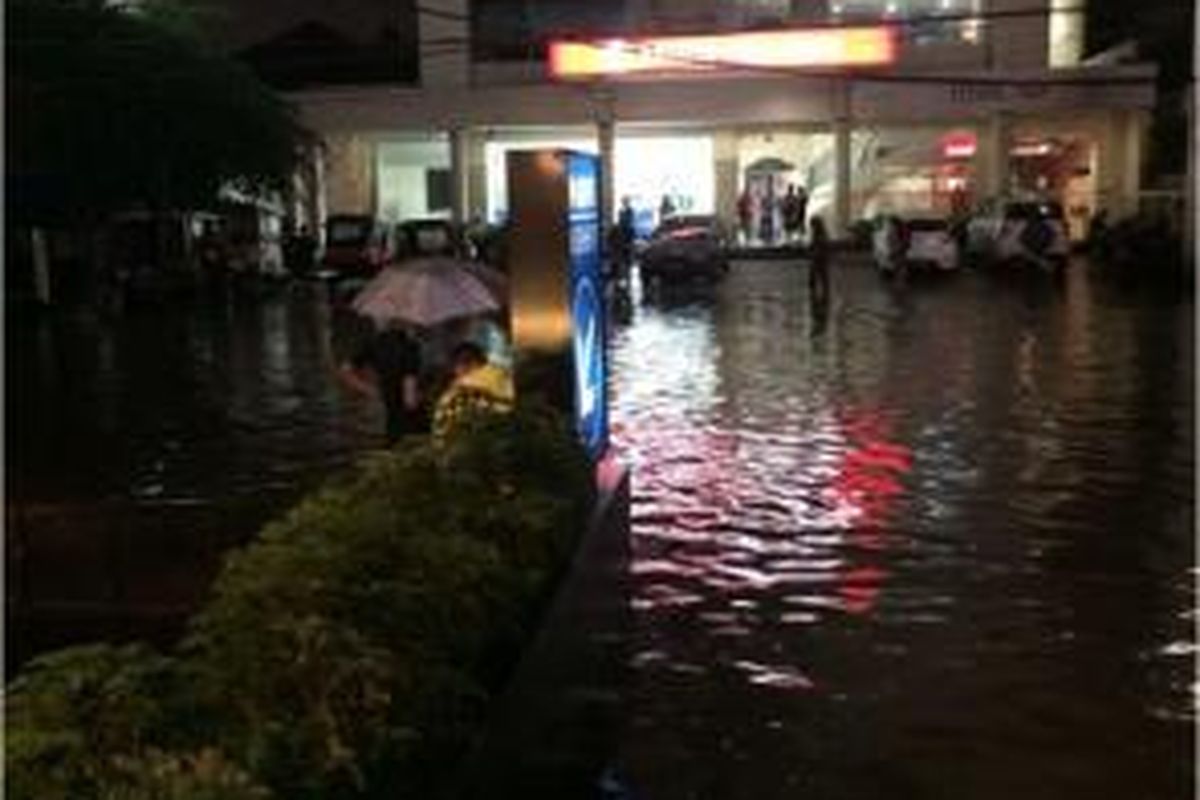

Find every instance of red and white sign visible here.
[940,131,977,159]
[548,26,898,80]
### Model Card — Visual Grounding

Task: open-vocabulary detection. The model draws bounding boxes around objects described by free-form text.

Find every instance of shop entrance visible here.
[1008,133,1098,241]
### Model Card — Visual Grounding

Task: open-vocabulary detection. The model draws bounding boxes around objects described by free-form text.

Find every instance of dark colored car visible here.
[322,214,394,278]
[639,215,731,285]
[395,218,464,259]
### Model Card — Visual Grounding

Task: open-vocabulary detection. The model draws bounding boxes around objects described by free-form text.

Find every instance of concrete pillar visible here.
[713,129,739,228]
[467,131,488,223]
[833,118,852,237]
[450,127,471,225]
[1120,111,1145,217]
[597,118,616,241]
[1188,80,1197,268]
[978,112,1012,200]
[310,145,326,242]
[419,0,469,88]
[1098,110,1143,218]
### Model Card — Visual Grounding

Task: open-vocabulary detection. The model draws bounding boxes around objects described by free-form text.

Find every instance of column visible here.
[978,112,1012,200]
[1120,111,1145,217]
[467,130,488,223]
[450,126,470,226]
[1098,110,1141,218]
[833,118,852,238]
[713,129,739,228]
[597,117,616,239]
[310,144,326,242]
[1188,86,1197,267]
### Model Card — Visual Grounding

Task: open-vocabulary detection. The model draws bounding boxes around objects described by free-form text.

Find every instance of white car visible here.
[966,199,1069,273]
[873,216,960,274]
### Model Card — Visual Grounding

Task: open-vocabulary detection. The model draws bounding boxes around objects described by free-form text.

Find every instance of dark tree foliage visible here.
[8,0,309,216]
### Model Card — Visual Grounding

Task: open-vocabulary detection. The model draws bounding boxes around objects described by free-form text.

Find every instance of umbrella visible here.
[459,260,509,305]
[352,257,499,328]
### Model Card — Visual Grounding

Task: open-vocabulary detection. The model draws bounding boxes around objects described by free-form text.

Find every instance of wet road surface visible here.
[610,260,1193,799]
[6,260,1194,798]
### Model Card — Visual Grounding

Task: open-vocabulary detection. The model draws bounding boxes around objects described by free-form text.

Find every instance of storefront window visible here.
[828,0,982,44]
[850,126,978,221]
[735,131,833,246]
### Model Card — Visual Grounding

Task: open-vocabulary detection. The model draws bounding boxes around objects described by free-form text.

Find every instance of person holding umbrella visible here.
[343,256,509,444]
[340,320,425,444]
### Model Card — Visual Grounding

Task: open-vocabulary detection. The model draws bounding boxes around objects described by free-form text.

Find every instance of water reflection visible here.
[7,285,380,665]
[610,260,1193,799]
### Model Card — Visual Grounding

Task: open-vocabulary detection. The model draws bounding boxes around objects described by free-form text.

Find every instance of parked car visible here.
[222,201,285,278]
[966,199,1069,273]
[639,215,731,285]
[322,214,394,278]
[873,215,961,275]
[395,218,463,259]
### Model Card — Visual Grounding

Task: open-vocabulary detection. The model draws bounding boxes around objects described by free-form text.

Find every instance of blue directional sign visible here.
[566,152,607,459]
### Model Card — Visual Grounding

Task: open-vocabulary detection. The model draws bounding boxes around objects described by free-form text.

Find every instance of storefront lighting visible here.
[1011,141,1054,157]
[548,26,898,79]
[941,131,977,159]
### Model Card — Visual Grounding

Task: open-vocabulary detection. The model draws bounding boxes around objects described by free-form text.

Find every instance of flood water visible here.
[609,261,1194,799]
[6,261,1195,798]
[6,286,383,665]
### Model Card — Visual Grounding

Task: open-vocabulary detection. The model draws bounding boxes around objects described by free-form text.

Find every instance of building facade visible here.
[281,0,1155,241]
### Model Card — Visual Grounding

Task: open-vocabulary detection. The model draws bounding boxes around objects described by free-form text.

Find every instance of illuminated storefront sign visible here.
[548,26,898,79]
[941,131,977,159]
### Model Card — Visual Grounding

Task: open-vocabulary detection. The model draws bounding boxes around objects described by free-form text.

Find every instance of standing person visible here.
[659,193,676,223]
[616,196,636,278]
[340,321,425,445]
[808,216,831,301]
[760,184,776,245]
[736,188,754,244]
[782,185,800,242]
[295,224,317,274]
[795,184,809,236]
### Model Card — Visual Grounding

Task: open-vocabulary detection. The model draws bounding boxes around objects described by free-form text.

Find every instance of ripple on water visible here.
[611,263,1193,799]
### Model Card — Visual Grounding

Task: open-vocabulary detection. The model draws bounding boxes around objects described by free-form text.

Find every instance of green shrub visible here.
[6,403,594,800]
[5,644,265,800]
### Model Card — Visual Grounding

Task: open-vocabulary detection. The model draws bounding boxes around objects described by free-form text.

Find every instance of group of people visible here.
[737,183,809,246]
[339,319,514,447]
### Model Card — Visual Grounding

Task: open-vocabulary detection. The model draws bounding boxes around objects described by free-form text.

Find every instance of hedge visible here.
[6,405,594,799]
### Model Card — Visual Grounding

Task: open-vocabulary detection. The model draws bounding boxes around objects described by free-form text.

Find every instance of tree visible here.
[8,0,309,220]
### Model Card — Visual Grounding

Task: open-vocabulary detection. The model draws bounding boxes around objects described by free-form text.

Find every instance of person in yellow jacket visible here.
[432,341,515,444]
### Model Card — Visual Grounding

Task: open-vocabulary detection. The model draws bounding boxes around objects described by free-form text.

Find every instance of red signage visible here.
[548,26,898,80]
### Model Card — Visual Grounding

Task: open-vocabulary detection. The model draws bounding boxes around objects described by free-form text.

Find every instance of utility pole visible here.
[1189,0,1198,271]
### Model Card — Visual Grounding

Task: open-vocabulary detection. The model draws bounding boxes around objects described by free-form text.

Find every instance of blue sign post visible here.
[506,149,609,461]
[566,153,607,459]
